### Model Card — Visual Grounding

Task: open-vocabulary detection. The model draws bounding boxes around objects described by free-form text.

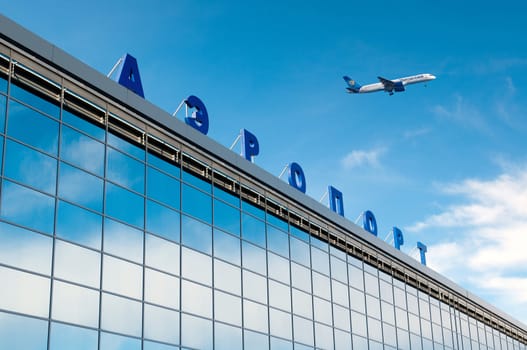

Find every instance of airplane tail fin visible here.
[343,76,361,93]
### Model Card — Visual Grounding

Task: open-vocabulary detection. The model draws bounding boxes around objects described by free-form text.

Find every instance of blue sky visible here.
[3,1,527,324]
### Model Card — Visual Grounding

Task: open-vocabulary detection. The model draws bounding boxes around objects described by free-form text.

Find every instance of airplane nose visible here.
[430,75,436,80]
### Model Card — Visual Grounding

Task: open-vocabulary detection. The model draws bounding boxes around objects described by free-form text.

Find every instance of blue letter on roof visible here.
[393,226,404,250]
[417,241,427,266]
[114,54,144,98]
[241,129,259,162]
[184,95,209,135]
[288,162,306,193]
[362,210,378,236]
[328,186,344,216]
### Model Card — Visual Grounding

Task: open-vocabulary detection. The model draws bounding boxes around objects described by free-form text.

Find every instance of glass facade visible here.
[0,26,527,350]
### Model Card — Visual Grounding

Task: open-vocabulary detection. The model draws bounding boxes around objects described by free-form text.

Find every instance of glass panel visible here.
[350,287,365,313]
[380,279,394,303]
[56,200,102,249]
[268,252,290,284]
[267,212,288,231]
[382,300,396,325]
[290,236,310,267]
[51,280,99,327]
[311,246,329,275]
[290,225,309,242]
[181,313,213,349]
[144,304,180,345]
[0,221,52,275]
[270,308,292,340]
[312,271,331,299]
[293,315,314,347]
[58,162,103,212]
[181,247,212,285]
[313,297,332,325]
[315,322,334,349]
[243,299,268,333]
[145,234,180,275]
[244,329,269,349]
[214,229,240,265]
[366,294,381,319]
[243,269,268,304]
[182,169,211,193]
[101,292,142,336]
[334,303,351,332]
[7,99,58,154]
[241,212,266,247]
[4,139,56,194]
[0,266,50,317]
[242,241,267,275]
[351,311,367,337]
[396,307,409,330]
[60,125,104,176]
[100,331,141,350]
[348,264,364,290]
[147,151,180,178]
[145,268,180,309]
[242,199,265,219]
[214,290,242,326]
[215,322,242,350]
[146,200,180,242]
[311,236,328,251]
[104,218,143,263]
[364,272,379,297]
[49,322,98,350]
[1,180,55,234]
[269,279,291,312]
[62,109,105,141]
[214,186,239,207]
[0,76,6,93]
[214,199,240,235]
[368,317,383,342]
[291,262,311,293]
[105,182,144,228]
[331,255,347,283]
[54,240,100,288]
[214,259,241,295]
[292,288,312,318]
[181,214,212,254]
[334,329,352,350]
[107,147,144,193]
[384,322,397,347]
[267,225,289,258]
[103,255,143,299]
[0,311,48,350]
[147,166,180,209]
[332,279,349,307]
[107,132,144,160]
[10,83,60,118]
[182,184,212,223]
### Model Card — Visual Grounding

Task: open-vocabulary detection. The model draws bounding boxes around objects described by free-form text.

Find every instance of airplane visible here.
[343,73,436,95]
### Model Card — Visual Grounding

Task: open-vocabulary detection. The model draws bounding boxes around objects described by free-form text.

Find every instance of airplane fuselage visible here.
[345,73,436,95]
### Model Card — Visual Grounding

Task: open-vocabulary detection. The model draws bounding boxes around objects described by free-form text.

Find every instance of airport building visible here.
[1,14,526,350]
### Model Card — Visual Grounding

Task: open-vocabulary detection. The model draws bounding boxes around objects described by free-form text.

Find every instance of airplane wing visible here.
[377,76,395,91]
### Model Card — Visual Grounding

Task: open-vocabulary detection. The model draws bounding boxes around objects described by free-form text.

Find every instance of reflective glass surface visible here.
[4,139,56,194]
[7,99,58,154]
[0,311,48,350]
[10,83,60,118]
[62,108,105,141]
[147,166,180,209]
[1,179,55,234]
[60,125,104,176]
[59,162,103,212]
[105,182,144,228]
[56,200,101,249]
[0,221,52,274]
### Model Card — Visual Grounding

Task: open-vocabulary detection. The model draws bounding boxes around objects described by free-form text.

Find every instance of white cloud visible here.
[341,147,386,169]
[408,165,527,323]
